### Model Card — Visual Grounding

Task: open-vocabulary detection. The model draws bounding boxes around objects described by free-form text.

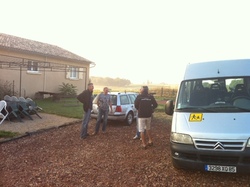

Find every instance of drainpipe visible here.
[19,59,24,97]
[84,67,88,90]
[43,55,47,91]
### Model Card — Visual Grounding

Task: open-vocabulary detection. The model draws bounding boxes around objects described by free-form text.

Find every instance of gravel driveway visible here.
[1,116,250,186]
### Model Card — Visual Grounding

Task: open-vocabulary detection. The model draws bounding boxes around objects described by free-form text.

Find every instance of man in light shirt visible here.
[93,87,112,134]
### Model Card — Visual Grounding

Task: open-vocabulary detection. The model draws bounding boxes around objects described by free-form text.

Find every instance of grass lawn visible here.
[35,97,167,118]
[0,131,19,138]
[35,98,83,119]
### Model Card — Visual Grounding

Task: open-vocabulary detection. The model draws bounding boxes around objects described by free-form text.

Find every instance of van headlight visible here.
[171,132,193,144]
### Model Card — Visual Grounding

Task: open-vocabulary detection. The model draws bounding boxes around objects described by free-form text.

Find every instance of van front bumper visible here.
[171,142,250,173]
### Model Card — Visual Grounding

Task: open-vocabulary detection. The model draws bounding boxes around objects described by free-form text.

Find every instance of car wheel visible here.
[125,112,134,126]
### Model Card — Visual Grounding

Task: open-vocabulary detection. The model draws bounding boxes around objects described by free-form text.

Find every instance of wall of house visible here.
[0,46,92,99]
[0,67,88,98]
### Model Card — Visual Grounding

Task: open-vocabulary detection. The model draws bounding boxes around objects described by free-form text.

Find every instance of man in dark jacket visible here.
[77,83,94,139]
[134,86,158,149]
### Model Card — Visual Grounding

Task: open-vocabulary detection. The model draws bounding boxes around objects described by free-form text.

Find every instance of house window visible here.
[66,66,83,80]
[27,61,38,72]
[70,67,79,79]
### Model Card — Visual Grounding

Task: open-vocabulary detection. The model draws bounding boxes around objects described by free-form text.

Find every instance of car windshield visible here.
[176,76,250,112]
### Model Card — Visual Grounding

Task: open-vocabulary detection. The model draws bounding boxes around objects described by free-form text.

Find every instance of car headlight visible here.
[246,138,250,147]
[171,132,193,144]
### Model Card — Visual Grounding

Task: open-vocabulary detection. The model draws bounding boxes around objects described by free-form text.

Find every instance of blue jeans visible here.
[80,109,91,138]
[95,108,109,133]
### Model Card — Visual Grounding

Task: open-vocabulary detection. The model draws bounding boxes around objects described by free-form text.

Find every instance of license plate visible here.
[205,165,236,173]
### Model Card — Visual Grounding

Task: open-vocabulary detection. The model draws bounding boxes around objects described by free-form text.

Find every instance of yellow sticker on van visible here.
[189,113,203,122]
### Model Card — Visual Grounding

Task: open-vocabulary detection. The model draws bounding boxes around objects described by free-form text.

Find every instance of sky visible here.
[1,0,250,84]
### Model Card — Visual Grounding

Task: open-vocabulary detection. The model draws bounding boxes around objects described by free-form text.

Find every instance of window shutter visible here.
[66,67,70,79]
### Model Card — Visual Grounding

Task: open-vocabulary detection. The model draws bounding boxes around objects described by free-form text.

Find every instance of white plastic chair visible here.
[0,100,9,125]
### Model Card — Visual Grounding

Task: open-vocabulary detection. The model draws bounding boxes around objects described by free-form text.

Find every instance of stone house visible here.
[0,33,95,98]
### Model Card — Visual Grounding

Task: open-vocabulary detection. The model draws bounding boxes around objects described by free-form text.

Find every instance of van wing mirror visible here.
[165,100,174,115]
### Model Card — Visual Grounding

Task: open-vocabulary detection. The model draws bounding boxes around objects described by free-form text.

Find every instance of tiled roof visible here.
[0,33,93,64]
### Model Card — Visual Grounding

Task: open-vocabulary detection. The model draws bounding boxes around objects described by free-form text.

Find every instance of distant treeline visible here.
[90,76,131,87]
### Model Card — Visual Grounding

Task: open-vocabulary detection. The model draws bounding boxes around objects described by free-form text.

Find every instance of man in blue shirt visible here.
[93,87,112,134]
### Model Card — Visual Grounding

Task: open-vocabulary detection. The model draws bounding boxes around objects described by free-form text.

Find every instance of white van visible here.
[165,59,250,173]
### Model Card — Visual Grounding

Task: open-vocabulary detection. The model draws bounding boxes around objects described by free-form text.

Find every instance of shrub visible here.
[59,82,77,96]
[0,80,14,99]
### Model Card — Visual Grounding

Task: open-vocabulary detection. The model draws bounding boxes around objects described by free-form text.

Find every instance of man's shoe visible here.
[133,135,140,140]
[81,133,90,139]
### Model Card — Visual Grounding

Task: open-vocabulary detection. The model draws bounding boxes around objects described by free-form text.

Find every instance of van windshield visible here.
[176,77,250,112]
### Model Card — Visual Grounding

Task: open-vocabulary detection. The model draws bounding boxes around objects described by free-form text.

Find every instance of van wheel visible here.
[172,158,183,170]
[125,112,134,126]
